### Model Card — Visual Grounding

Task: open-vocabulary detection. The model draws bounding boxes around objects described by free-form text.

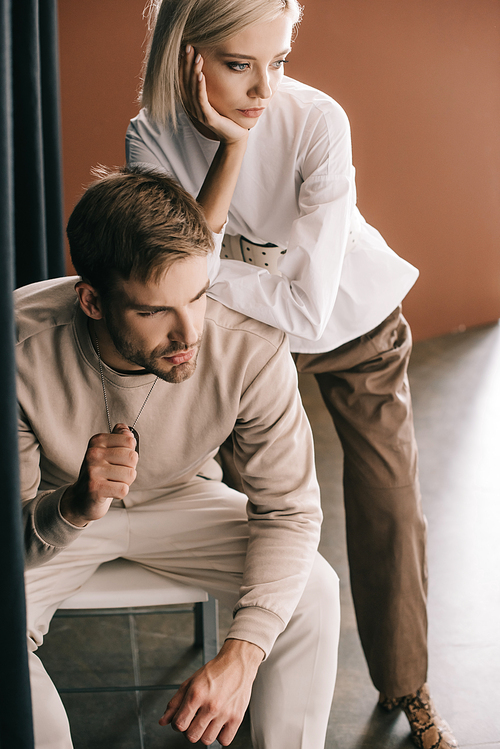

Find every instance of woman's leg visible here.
[295,307,428,697]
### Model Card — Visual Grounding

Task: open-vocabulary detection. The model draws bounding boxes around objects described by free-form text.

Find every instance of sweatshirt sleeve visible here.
[225,334,322,656]
[19,407,85,569]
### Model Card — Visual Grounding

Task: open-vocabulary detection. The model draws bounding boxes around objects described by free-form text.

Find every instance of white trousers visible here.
[25,475,340,749]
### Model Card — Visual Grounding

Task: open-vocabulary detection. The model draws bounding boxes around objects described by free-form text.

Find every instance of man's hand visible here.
[159,638,264,746]
[60,423,138,527]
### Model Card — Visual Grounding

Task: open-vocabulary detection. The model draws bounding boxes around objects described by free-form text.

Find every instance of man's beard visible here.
[105,313,203,384]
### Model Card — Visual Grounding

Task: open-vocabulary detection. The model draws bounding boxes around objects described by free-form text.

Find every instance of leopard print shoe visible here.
[378,693,403,712]
[378,684,458,749]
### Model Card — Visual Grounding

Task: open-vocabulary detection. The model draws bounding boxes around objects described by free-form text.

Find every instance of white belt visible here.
[222,213,362,275]
[221,235,286,275]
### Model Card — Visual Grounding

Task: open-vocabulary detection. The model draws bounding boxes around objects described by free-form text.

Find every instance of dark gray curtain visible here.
[13,0,65,286]
[0,0,65,745]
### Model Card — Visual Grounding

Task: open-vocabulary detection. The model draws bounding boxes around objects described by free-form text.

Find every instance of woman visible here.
[126,2,457,747]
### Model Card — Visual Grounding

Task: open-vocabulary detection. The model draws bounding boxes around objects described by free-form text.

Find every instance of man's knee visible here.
[295,553,340,624]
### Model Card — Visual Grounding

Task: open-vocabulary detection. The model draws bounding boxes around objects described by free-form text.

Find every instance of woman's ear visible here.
[75,281,104,320]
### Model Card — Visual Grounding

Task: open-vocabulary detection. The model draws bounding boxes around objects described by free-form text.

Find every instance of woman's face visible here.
[196,14,294,129]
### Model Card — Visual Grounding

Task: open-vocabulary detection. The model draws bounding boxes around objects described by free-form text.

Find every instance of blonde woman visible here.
[126,2,457,747]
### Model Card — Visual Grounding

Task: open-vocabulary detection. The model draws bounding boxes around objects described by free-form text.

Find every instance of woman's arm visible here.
[126,100,356,342]
[180,46,249,233]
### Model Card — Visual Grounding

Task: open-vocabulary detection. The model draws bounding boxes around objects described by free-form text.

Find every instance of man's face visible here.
[102,256,208,384]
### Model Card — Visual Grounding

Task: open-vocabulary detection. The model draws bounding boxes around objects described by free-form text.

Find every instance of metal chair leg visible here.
[194,596,221,748]
[194,596,219,663]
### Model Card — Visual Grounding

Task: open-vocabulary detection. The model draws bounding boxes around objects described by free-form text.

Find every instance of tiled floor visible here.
[37,322,500,748]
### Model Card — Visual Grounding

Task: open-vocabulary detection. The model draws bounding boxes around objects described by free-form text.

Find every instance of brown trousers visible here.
[221,306,428,697]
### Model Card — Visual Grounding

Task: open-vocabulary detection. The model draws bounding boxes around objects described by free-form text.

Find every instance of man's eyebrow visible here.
[128,281,210,311]
[191,281,210,302]
[218,48,291,60]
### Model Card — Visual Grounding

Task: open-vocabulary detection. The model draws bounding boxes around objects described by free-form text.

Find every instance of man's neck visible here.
[89,319,145,374]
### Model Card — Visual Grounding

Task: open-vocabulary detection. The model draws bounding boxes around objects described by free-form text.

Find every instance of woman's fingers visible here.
[180,45,249,144]
[181,46,206,122]
[196,70,212,121]
[180,45,196,116]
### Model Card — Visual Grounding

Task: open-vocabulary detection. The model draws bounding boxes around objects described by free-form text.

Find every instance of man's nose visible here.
[170,311,199,347]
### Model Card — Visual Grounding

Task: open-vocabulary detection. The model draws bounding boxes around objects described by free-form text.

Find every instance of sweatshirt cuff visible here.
[33,487,87,549]
[226,606,285,659]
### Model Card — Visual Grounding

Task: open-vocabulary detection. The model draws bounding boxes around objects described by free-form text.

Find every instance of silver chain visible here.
[94,333,159,434]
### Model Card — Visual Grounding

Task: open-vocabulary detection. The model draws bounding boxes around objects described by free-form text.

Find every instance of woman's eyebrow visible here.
[218,48,291,60]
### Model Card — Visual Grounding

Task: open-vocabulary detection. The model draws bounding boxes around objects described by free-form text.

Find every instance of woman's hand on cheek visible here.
[181,45,249,146]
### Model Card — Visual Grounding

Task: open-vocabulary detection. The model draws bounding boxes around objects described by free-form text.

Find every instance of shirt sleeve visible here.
[127,105,356,342]
[19,407,85,569]
[208,105,357,342]
[225,334,323,656]
[126,122,222,284]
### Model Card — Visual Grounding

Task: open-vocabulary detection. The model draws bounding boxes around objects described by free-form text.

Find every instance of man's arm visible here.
[22,422,138,567]
[159,639,264,746]
[158,328,322,745]
[60,424,138,526]
[229,333,322,649]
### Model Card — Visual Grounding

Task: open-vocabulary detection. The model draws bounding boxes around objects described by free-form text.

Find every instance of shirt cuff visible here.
[226,605,285,659]
[33,487,87,550]
[207,223,227,284]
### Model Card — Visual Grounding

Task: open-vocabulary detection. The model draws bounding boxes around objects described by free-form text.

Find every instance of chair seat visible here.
[58,558,209,610]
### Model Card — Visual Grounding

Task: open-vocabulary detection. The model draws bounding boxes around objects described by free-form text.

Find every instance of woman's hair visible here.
[67,166,213,298]
[141,0,302,124]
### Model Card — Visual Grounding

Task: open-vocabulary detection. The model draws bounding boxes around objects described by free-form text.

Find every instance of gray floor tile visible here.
[39,615,135,689]
[61,692,142,749]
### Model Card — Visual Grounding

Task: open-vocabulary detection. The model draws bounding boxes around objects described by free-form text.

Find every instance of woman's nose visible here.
[250,70,272,100]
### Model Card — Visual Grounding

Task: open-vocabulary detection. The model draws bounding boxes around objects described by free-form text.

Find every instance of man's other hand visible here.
[159,638,264,746]
[60,423,138,527]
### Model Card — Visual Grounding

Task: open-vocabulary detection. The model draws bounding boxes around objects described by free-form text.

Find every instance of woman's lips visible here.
[237,107,265,118]
[163,348,196,366]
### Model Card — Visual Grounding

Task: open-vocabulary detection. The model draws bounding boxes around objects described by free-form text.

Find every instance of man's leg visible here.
[26,475,338,749]
[250,554,339,749]
[124,475,340,749]
[25,504,131,749]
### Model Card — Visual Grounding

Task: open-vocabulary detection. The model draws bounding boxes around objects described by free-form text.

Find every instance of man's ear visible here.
[75,281,104,320]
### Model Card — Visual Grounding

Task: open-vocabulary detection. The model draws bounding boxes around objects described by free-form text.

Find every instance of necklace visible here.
[94,333,159,455]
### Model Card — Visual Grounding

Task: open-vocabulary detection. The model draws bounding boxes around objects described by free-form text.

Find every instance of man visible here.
[18,167,339,749]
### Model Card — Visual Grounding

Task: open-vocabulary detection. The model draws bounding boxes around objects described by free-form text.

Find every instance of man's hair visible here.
[67,166,214,296]
[142,0,302,126]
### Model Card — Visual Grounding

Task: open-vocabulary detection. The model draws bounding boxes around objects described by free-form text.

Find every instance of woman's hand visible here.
[180,45,249,145]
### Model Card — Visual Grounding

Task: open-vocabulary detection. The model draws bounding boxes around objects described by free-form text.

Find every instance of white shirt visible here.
[126,76,418,353]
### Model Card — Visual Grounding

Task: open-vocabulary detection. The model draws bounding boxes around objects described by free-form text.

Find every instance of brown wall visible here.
[58,0,500,341]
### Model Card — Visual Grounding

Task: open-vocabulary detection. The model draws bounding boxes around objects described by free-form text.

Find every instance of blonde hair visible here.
[142,0,302,124]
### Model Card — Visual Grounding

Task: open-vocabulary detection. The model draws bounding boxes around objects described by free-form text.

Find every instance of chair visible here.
[54,558,220,747]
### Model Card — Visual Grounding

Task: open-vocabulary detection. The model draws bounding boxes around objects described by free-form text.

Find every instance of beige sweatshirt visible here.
[15,277,322,655]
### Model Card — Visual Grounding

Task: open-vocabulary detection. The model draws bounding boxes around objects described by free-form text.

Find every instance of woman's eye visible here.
[227,62,249,72]
[272,59,288,69]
